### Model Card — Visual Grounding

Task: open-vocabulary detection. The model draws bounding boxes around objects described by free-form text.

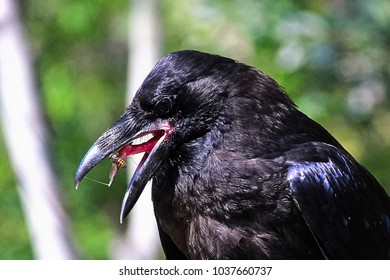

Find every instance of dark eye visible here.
[154,97,173,117]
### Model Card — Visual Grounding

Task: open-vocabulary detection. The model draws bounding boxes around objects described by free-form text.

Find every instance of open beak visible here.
[75,112,173,223]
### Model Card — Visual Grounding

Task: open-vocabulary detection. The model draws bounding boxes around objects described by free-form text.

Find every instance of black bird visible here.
[75,50,390,259]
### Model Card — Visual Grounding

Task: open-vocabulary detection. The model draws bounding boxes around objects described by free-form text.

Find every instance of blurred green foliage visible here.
[0,0,389,259]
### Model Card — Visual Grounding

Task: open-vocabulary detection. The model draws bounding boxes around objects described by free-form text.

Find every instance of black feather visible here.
[77,50,390,259]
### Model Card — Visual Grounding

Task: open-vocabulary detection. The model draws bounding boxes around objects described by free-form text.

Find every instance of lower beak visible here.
[119,137,168,222]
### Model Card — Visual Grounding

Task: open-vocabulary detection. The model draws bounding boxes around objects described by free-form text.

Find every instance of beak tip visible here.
[75,180,80,190]
[74,143,106,190]
[119,202,128,224]
[120,210,130,224]
[119,190,133,224]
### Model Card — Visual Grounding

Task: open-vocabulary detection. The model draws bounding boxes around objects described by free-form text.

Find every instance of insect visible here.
[110,153,127,169]
[108,153,127,186]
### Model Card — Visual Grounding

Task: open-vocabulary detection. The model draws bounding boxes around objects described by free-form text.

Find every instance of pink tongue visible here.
[118,130,165,158]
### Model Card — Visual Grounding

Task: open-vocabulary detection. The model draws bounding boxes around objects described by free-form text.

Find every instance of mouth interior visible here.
[107,129,166,186]
[118,130,166,159]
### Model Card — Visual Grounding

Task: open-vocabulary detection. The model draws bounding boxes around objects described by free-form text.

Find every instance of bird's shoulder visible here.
[284,141,390,259]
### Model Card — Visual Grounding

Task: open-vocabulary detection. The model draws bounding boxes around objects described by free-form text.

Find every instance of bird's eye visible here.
[154,97,173,117]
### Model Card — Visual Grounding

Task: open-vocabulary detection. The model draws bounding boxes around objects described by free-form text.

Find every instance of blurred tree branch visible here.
[110,0,162,259]
[0,0,76,259]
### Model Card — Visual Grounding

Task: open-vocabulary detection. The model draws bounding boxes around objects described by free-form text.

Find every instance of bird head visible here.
[75,50,241,222]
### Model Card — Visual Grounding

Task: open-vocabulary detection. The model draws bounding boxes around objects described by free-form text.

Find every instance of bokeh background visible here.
[0,0,389,259]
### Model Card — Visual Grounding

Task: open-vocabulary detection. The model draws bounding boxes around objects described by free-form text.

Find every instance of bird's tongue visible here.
[108,130,165,186]
[118,130,165,158]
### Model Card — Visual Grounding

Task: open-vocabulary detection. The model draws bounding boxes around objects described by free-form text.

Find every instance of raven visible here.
[75,50,390,259]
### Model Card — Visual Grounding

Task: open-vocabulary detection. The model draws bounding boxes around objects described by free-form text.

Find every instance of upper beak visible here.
[75,111,173,222]
[75,112,137,189]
